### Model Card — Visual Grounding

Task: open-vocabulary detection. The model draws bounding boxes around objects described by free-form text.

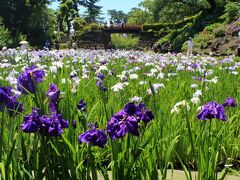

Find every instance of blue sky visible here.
[50,0,142,20]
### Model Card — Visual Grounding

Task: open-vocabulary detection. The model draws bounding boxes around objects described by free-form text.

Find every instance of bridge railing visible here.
[104,24,142,31]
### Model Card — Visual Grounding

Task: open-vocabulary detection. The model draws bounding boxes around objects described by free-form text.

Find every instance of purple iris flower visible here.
[101,86,107,92]
[100,60,107,65]
[96,73,108,92]
[49,101,57,113]
[77,99,87,111]
[0,87,11,111]
[70,73,77,79]
[124,103,138,115]
[96,80,103,87]
[17,65,45,94]
[0,87,12,100]
[78,125,107,148]
[0,86,23,115]
[39,114,69,136]
[192,76,202,81]
[17,72,35,94]
[21,108,40,133]
[107,110,139,139]
[136,103,154,123]
[223,97,237,107]
[47,84,60,113]
[47,84,60,103]
[97,73,105,80]
[72,120,77,128]
[32,67,45,83]
[197,102,227,121]
[191,64,199,69]
[107,102,154,139]
[38,115,51,134]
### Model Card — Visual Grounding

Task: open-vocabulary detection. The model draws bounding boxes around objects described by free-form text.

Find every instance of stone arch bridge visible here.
[75,25,158,49]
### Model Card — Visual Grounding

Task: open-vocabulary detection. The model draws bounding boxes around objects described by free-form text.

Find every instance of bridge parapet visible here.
[103,25,142,34]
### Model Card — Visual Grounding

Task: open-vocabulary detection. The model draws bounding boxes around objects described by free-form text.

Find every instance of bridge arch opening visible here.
[110,33,139,50]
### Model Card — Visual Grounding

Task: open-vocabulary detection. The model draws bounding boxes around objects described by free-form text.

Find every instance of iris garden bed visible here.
[0,49,240,179]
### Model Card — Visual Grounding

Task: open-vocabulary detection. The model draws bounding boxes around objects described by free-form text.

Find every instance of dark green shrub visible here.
[158,22,195,51]
[203,23,226,38]
[0,28,12,48]
[204,23,222,32]
[201,23,227,38]
[212,24,226,37]
[0,17,13,48]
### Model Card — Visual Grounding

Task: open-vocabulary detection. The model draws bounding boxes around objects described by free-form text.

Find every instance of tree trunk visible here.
[66,20,71,36]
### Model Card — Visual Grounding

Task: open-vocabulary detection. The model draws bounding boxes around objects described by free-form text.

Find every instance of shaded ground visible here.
[97,170,240,180]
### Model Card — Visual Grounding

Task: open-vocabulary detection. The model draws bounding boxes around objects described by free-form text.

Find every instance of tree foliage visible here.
[0,17,13,48]
[58,0,79,35]
[128,0,240,24]
[107,10,128,24]
[0,0,56,47]
[57,0,103,35]
[127,7,153,25]
[221,1,240,23]
[1,0,240,49]
[80,0,102,23]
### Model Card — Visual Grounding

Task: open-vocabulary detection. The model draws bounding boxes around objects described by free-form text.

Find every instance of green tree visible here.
[73,17,86,31]
[107,9,128,24]
[127,7,153,25]
[0,0,56,47]
[28,7,57,46]
[139,0,233,23]
[221,1,240,23]
[80,0,102,23]
[58,0,80,35]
